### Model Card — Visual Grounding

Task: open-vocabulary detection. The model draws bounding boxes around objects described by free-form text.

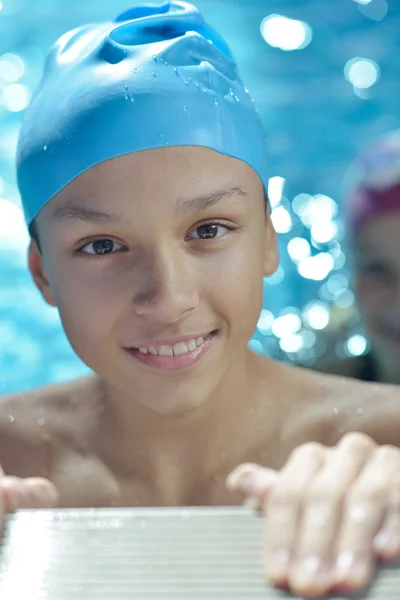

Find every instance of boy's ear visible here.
[28,240,57,307]
[263,206,279,277]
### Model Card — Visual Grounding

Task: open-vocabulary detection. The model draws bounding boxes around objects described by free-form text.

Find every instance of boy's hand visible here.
[0,464,59,530]
[227,432,400,598]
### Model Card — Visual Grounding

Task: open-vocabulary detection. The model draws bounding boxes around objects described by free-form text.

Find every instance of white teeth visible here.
[187,339,197,351]
[136,335,207,356]
[158,345,174,357]
[174,342,189,356]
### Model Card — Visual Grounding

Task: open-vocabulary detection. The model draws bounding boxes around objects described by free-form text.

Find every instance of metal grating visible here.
[0,507,398,599]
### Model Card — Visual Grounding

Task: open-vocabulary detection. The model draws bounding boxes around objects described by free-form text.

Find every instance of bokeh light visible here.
[271,205,292,233]
[303,301,331,330]
[0,53,25,82]
[345,57,380,89]
[268,176,285,207]
[260,15,313,51]
[287,237,311,262]
[1,83,31,112]
[346,334,368,356]
[257,309,274,335]
[297,253,335,281]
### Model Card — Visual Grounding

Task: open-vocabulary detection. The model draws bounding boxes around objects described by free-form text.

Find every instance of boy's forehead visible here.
[47,184,250,226]
[44,148,259,218]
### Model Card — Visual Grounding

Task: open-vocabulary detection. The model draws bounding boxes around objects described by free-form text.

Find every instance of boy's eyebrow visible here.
[50,203,123,224]
[176,186,247,214]
[49,186,248,224]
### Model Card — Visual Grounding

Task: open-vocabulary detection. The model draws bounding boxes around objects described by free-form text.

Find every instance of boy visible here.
[1,2,400,597]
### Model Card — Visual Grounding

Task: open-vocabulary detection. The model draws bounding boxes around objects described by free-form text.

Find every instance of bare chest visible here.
[48,450,240,509]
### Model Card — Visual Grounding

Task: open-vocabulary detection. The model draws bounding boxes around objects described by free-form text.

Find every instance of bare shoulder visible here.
[0,375,100,477]
[285,363,400,446]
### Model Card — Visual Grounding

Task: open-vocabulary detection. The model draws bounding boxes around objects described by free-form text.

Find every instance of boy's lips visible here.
[124,331,216,371]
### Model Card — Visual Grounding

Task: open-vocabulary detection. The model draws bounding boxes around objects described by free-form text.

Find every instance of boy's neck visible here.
[91,352,283,505]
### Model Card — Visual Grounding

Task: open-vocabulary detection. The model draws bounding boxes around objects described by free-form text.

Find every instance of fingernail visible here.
[298,554,324,575]
[227,464,276,496]
[290,555,329,592]
[242,496,263,511]
[266,548,291,580]
[374,530,400,555]
[335,552,370,586]
[226,464,258,489]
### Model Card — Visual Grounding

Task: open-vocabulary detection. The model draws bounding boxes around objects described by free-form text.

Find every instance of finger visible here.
[22,478,59,508]
[264,443,325,587]
[373,476,400,561]
[333,445,400,594]
[0,477,59,512]
[226,463,279,500]
[288,432,375,597]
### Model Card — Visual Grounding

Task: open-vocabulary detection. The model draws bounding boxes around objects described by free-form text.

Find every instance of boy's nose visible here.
[132,247,200,324]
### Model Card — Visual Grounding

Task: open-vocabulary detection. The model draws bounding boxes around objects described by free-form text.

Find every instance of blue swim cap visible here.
[17,1,268,227]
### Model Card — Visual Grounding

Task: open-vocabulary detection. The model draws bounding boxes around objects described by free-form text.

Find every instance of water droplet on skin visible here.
[152,55,157,63]
[357,408,364,415]
[350,506,367,522]
[333,408,339,414]
[43,145,48,151]
[8,415,15,423]
[37,417,46,426]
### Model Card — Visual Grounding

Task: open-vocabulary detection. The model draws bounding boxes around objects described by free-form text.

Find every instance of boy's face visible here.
[353,212,400,377]
[29,147,278,415]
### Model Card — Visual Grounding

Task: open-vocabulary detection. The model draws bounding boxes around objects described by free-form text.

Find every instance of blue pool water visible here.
[1,0,399,394]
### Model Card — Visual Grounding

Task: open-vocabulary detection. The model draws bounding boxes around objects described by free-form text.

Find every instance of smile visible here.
[124,332,217,371]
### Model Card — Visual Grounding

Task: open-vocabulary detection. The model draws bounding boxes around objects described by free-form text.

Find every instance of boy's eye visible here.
[186,222,230,241]
[80,239,124,255]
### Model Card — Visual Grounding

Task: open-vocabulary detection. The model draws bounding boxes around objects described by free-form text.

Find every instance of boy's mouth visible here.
[124,331,217,371]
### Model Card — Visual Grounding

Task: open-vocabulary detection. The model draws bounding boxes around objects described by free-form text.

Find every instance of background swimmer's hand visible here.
[227,432,400,598]
[0,464,59,532]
